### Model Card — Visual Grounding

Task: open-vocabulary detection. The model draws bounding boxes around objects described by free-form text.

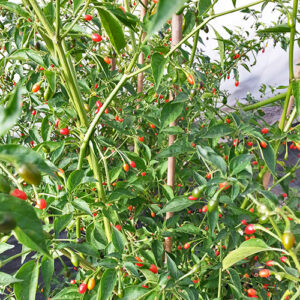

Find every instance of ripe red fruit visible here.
[219,182,230,190]
[55,119,60,127]
[135,256,143,267]
[60,128,69,135]
[32,83,40,93]
[104,57,111,64]
[32,110,37,116]
[141,172,146,176]
[130,161,136,168]
[260,141,267,148]
[247,288,257,297]
[244,224,256,235]
[37,198,47,209]
[261,128,269,134]
[266,260,274,267]
[187,74,194,85]
[193,278,199,284]
[150,124,155,129]
[184,242,190,249]
[259,269,270,278]
[241,219,247,225]
[142,284,148,288]
[235,81,239,87]
[123,163,129,172]
[91,33,102,42]
[104,108,109,114]
[247,141,253,147]
[202,205,208,213]
[149,264,158,274]
[70,279,76,284]
[206,173,211,179]
[188,195,198,201]
[115,224,121,231]
[138,136,144,142]
[96,101,102,108]
[11,189,27,200]
[84,14,92,21]
[233,139,239,147]
[151,211,155,218]
[78,283,87,294]
[177,245,182,250]
[226,118,230,124]
[282,193,287,198]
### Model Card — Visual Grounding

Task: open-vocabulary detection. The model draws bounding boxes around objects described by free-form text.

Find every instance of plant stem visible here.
[279,0,298,129]
[243,92,287,111]
[55,0,60,39]
[0,162,22,190]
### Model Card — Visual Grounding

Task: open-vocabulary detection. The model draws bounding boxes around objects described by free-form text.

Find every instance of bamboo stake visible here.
[165,13,183,254]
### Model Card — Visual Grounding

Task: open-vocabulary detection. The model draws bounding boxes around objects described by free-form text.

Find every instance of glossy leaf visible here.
[0,194,49,256]
[14,260,39,300]
[0,272,22,286]
[97,8,126,53]
[0,85,22,137]
[97,269,117,300]
[112,227,126,253]
[151,53,167,89]
[147,0,186,36]
[158,197,194,215]
[222,239,270,270]
[161,102,184,128]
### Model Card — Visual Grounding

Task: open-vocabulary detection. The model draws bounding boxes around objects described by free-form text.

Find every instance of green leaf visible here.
[161,102,184,128]
[0,86,22,137]
[14,260,39,300]
[146,0,186,36]
[8,49,45,67]
[208,210,218,236]
[161,184,174,201]
[293,80,300,117]
[120,286,149,300]
[0,272,22,286]
[68,170,85,191]
[213,28,225,71]
[57,242,99,257]
[112,227,126,253]
[151,53,167,90]
[0,144,57,176]
[44,1,55,24]
[72,198,92,216]
[97,8,126,53]
[0,243,14,254]
[97,269,117,300]
[198,0,212,15]
[0,1,30,18]
[259,141,276,175]
[45,71,56,93]
[54,214,73,238]
[222,239,270,270]
[41,117,51,142]
[197,145,227,175]
[158,197,194,215]
[51,287,80,300]
[73,0,84,13]
[0,194,49,256]
[228,268,242,294]
[201,124,234,138]
[176,224,201,235]
[41,257,54,299]
[166,254,180,279]
[258,24,290,33]
[229,154,253,176]
[156,140,192,158]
